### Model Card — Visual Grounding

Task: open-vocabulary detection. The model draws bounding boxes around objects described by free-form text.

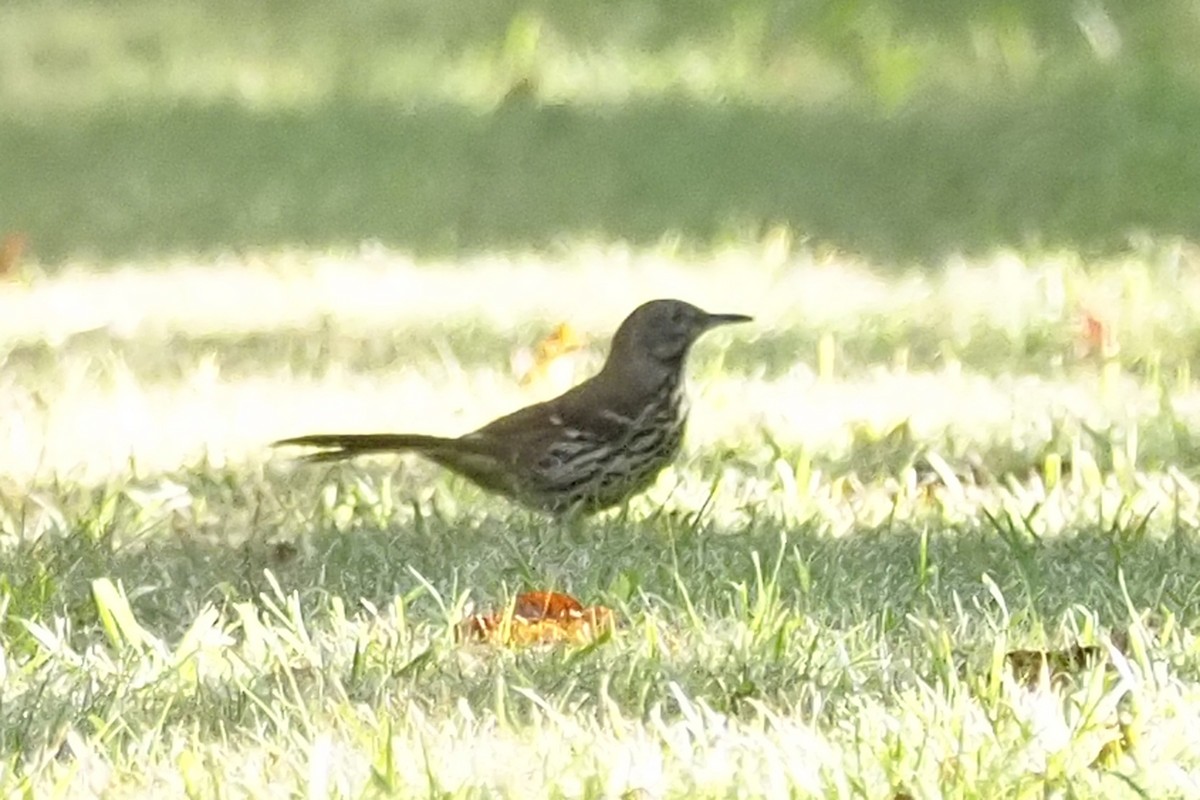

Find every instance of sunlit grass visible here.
[4,244,1200,795]
[3,242,1200,483]
[4,0,1200,793]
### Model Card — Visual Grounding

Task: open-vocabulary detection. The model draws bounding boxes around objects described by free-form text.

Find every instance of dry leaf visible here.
[1077,310,1119,359]
[460,590,616,647]
[1004,644,1106,688]
[0,232,27,280]
[513,322,586,392]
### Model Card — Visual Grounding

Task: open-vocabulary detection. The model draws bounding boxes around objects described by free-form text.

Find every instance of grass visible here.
[5,1,1200,796]
[3,1,1200,263]
[5,247,1200,796]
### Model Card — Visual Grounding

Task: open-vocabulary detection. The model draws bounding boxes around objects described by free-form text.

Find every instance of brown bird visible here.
[274,299,752,514]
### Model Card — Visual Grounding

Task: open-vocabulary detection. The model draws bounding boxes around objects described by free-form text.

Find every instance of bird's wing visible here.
[465,382,652,501]
[468,386,630,454]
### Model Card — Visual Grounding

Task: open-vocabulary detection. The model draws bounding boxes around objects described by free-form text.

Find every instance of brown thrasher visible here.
[274,299,751,514]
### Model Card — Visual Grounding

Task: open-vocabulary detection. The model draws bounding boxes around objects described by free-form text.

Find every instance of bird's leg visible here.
[550,502,592,549]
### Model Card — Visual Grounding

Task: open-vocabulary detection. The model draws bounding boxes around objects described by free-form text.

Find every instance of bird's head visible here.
[607,299,752,368]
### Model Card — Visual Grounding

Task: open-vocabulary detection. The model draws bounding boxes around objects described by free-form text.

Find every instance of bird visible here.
[273,299,752,515]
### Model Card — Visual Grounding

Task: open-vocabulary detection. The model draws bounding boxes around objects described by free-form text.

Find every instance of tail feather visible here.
[273,433,460,463]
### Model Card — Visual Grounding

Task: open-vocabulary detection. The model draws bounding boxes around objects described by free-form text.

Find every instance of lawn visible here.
[3,2,1200,797]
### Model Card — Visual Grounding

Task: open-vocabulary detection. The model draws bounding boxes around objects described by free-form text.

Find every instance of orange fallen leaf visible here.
[459,590,616,647]
[1077,310,1119,359]
[513,590,584,619]
[0,232,27,280]
[513,322,586,392]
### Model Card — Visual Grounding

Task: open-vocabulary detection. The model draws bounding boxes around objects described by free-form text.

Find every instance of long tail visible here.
[272,433,461,463]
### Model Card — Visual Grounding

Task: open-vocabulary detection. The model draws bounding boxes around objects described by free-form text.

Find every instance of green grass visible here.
[5,1,1200,796]
[3,0,1200,264]
[5,248,1200,796]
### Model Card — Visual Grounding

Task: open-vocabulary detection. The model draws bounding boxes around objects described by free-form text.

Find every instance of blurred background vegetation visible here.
[1,0,1197,266]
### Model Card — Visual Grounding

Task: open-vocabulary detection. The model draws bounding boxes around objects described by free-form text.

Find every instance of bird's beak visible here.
[702,312,753,329]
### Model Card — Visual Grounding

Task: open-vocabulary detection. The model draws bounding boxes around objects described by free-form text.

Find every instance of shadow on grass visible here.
[6,462,1196,649]
[5,67,1199,266]
[4,461,1198,752]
